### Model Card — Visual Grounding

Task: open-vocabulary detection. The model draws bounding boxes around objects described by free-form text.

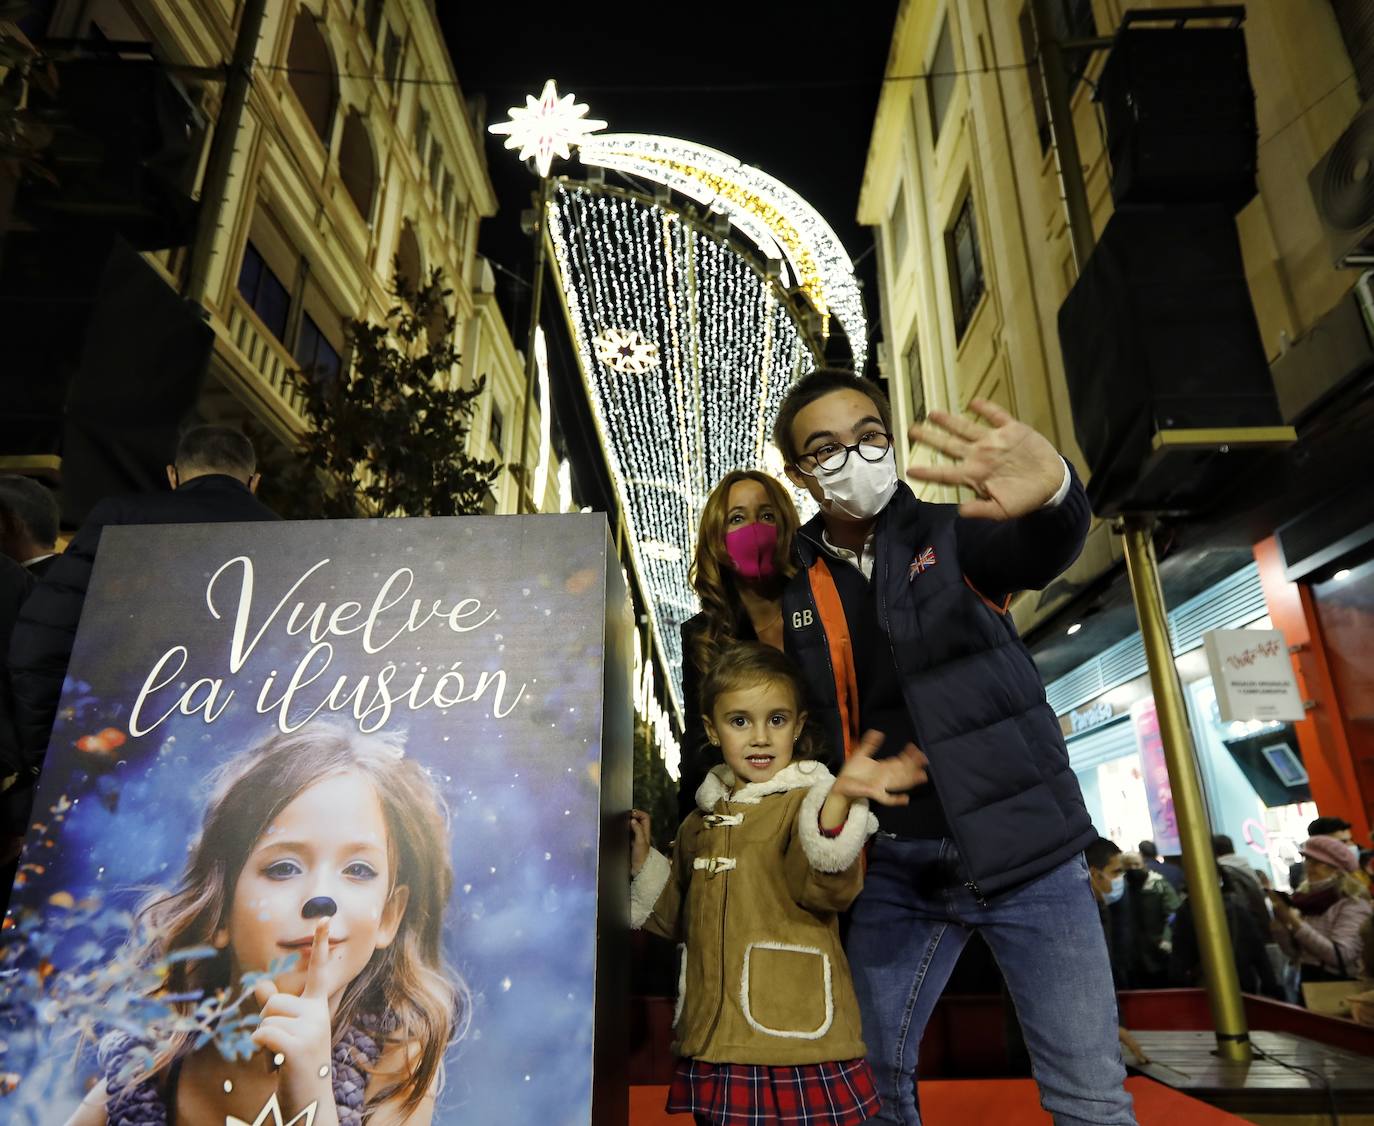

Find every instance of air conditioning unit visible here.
[1310,103,1374,267]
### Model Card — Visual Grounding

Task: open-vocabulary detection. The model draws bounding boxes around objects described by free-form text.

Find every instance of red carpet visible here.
[629,1077,1248,1124]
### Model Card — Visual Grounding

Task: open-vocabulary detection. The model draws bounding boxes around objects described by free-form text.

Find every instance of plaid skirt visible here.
[666,1056,880,1125]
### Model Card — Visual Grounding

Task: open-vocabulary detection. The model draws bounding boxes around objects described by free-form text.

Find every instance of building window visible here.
[237,241,291,342]
[395,219,423,290]
[889,180,909,265]
[946,191,985,341]
[489,403,505,454]
[1018,5,1052,154]
[295,313,342,383]
[441,169,455,223]
[338,109,378,221]
[364,0,384,45]
[928,17,956,143]
[286,11,338,146]
[428,142,443,193]
[414,105,430,164]
[382,23,402,89]
[904,333,926,424]
[1019,0,1095,144]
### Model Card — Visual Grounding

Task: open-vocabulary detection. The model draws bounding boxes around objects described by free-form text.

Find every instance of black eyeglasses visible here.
[795,431,893,476]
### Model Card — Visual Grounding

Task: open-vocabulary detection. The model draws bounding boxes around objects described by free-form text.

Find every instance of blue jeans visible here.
[848,836,1135,1126]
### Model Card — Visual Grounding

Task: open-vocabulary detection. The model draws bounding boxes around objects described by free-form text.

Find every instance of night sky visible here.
[438,1,901,542]
[441,4,901,377]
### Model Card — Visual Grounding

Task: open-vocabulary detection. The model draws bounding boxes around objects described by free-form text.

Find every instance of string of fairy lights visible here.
[489,80,861,725]
[578,134,867,372]
[549,185,813,701]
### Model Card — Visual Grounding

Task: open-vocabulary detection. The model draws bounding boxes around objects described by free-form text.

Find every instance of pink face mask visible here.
[724,522,779,581]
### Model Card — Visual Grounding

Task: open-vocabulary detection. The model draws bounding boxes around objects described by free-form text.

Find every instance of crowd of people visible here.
[1,372,1372,1126]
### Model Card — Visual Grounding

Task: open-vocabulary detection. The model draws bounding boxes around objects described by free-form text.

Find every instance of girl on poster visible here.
[66,723,466,1126]
[630,644,926,1126]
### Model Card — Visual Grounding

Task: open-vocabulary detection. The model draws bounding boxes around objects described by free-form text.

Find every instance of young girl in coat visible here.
[66,722,465,1126]
[630,643,927,1126]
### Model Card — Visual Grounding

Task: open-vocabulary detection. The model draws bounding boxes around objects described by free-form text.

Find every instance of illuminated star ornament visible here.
[594,326,660,373]
[226,1094,318,1126]
[487,79,608,177]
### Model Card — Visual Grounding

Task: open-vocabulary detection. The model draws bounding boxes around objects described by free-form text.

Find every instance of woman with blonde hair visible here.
[678,470,800,820]
[1270,834,1374,984]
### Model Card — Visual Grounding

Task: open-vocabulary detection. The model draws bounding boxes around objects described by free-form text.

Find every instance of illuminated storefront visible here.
[1046,563,1317,889]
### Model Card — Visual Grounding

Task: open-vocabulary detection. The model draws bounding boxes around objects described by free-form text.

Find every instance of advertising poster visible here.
[0,515,630,1125]
[1130,698,1181,854]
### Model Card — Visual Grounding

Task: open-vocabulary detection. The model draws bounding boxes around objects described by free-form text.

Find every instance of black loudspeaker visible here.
[1058,205,1283,516]
[18,57,205,248]
[0,233,213,523]
[1097,25,1258,212]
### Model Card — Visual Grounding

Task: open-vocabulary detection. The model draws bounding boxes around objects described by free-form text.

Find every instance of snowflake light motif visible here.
[593,326,660,374]
[487,79,607,178]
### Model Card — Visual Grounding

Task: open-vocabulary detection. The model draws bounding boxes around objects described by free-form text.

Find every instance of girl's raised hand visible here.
[251,918,339,1125]
[833,731,929,807]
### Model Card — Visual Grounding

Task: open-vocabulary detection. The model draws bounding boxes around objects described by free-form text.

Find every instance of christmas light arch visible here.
[491,83,866,721]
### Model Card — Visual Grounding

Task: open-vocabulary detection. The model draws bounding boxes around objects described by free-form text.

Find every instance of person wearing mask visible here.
[1138,839,1185,894]
[1289,816,1361,890]
[1169,862,1284,999]
[1120,851,1182,988]
[1086,838,1150,1065]
[1212,834,1271,937]
[677,470,800,822]
[773,368,1133,1125]
[0,475,61,578]
[1270,835,1373,983]
[8,425,277,774]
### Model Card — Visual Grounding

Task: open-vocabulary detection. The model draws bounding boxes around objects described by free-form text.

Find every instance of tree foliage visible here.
[279,264,500,518]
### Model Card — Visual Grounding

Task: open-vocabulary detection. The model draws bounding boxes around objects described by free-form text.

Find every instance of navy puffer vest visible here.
[782,488,1095,899]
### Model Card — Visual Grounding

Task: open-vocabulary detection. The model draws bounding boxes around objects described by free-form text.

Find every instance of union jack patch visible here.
[908,547,938,580]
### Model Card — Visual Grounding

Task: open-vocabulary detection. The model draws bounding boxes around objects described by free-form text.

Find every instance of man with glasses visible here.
[773,369,1133,1125]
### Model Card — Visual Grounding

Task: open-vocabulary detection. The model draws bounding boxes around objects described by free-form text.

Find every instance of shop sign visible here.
[1131,698,1181,853]
[1203,628,1305,722]
[1068,699,1116,734]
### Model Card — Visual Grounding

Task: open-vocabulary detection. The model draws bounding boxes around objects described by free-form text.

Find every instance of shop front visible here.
[1046,563,1317,889]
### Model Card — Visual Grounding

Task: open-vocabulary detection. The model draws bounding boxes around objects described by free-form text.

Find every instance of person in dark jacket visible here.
[0,474,61,578]
[678,470,800,821]
[7,425,277,774]
[773,370,1133,1125]
[1120,851,1181,987]
[1170,864,1283,1000]
[0,551,36,916]
[1139,838,1186,894]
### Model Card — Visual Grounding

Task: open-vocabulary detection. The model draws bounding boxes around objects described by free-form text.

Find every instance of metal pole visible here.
[183,0,269,306]
[1029,0,1096,270]
[516,177,552,515]
[1122,519,1252,1061]
[1031,0,1253,1061]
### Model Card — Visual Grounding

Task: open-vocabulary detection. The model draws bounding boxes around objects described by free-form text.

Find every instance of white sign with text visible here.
[1203,628,1305,722]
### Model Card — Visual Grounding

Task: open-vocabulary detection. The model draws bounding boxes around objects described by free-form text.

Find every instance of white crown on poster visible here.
[225,1094,318,1126]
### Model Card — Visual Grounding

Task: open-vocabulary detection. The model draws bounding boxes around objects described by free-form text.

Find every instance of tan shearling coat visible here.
[631,760,876,1066]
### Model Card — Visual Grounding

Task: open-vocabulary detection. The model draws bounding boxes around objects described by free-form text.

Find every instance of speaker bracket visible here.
[1149,426,1298,452]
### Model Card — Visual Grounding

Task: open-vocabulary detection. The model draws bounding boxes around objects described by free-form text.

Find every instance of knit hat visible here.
[1299,834,1358,873]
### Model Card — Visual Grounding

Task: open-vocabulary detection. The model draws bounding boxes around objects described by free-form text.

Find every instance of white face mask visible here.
[815,448,899,521]
[1103,874,1126,905]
